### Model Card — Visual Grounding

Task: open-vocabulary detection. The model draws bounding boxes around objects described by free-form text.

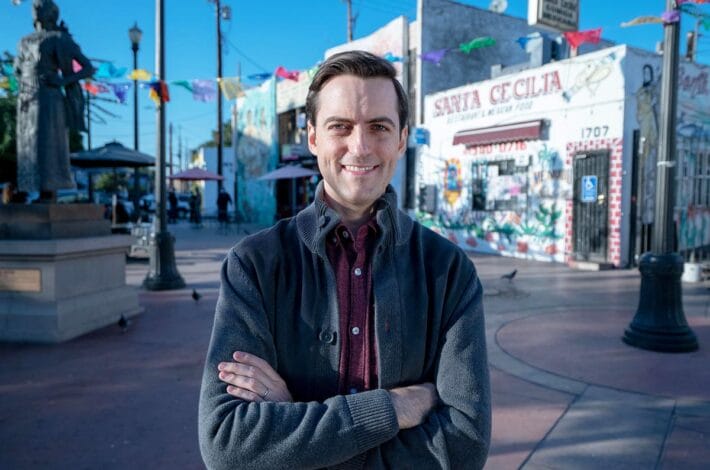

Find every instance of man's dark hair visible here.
[305,50,409,131]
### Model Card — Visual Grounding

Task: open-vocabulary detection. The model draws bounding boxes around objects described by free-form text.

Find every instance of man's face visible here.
[307,75,407,216]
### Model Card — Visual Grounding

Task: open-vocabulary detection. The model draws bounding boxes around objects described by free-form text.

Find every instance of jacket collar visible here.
[296,181,412,256]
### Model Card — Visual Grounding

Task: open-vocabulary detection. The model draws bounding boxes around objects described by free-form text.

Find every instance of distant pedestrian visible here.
[217,188,232,226]
[191,187,202,226]
[168,188,178,223]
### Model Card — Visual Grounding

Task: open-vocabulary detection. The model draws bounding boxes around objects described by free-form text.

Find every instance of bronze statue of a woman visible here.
[15,0,94,201]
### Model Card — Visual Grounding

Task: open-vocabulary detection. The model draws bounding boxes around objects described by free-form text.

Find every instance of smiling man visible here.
[198,50,490,469]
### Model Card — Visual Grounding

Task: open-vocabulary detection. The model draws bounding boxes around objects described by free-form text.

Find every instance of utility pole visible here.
[169,122,173,177]
[343,0,353,42]
[144,0,185,291]
[85,90,92,150]
[178,125,183,172]
[210,0,228,192]
[623,0,697,352]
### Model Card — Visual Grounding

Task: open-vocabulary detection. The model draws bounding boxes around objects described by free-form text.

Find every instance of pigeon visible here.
[117,314,130,333]
[192,289,202,301]
[501,269,517,281]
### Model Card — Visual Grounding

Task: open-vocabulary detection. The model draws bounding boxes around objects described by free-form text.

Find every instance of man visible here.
[216,188,232,225]
[168,188,178,224]
[198,50,490,469]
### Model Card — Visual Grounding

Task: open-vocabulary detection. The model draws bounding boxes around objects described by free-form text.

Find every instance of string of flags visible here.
[1,2,709,102]
[416,1,709,64]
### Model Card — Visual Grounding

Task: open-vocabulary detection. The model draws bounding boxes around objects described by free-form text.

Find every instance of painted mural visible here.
[419,46,626,263]
[235,78,279,225]
[675,63,710,255]
[628,53,710,256]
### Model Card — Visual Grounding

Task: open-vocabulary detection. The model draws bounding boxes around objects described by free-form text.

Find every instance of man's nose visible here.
[347,127,371,156]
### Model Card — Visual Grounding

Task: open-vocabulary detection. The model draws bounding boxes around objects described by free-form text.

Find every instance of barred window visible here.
[676,140,710,208]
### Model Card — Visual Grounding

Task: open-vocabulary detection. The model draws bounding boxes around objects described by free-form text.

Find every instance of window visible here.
[471,159,528,211]
[676,143,710,208]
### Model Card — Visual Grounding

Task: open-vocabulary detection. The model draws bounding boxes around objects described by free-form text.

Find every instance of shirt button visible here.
[351,326,360,335]
[349,387,358,394]
[354,267,362,276]
[342,230,349,239]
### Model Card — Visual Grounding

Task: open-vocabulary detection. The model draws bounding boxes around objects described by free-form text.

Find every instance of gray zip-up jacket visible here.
[198,184,490,469]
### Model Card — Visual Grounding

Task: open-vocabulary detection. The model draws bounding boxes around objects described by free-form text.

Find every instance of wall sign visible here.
[581,175,598,203]
[0,268,41,292]
[528,0,579,33]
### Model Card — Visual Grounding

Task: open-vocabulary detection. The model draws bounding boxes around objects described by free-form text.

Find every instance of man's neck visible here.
[322,191,374,234]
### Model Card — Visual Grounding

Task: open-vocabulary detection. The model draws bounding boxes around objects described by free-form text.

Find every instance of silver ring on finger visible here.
[261,387,270,400]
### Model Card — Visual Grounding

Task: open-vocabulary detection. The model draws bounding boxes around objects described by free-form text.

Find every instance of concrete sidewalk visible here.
[1,219,708,469]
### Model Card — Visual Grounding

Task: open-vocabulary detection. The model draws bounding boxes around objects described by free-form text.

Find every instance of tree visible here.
[0,93,17,184]
[0,55,84,185]
[196,119,233,148]
[95,171,130,195]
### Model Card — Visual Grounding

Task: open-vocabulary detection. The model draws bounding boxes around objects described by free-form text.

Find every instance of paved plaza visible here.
[1,220,708,469]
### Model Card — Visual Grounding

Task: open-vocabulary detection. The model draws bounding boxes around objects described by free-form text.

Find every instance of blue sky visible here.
[1,0,708,161]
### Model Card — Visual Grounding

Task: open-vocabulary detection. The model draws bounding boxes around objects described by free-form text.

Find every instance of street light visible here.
[143,0,185,291]
[129,22,142,151]
[129,22,142,207]
[208,0,230,193]
[623,0,697,352]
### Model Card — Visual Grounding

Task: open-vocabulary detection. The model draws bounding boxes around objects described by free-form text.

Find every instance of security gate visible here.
[573,150,609,262]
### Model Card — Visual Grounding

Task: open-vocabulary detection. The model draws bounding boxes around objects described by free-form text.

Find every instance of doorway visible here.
[573,150,610,262]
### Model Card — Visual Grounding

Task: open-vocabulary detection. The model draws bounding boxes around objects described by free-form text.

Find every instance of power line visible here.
[224,37,270,73]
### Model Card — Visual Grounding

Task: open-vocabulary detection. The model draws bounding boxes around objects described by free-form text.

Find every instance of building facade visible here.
[417,45,710,268]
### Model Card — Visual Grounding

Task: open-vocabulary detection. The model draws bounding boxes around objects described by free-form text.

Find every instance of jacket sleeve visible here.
[198,249,400,470]
[348,268,491,470]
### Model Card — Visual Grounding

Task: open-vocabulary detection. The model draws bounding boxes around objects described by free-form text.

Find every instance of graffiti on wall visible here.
[418,140,567,261]
[636,64,660,225]
[235,78,278,225]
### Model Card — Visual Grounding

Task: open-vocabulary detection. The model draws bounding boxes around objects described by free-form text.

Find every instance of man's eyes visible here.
[327,123,391,132]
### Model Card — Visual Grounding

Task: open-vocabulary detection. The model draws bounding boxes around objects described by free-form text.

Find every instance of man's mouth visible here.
[342,164,378,172]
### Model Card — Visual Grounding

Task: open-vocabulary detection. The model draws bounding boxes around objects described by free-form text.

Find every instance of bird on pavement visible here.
[192,289,202,301]
[117,314,130,333]
[501,269,517,281]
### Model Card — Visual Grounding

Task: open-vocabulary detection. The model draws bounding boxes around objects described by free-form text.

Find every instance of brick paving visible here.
[1,219,708,469]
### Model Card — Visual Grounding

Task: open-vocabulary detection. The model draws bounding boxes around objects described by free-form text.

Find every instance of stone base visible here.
[0,235,142,343]
[0,203,110,239]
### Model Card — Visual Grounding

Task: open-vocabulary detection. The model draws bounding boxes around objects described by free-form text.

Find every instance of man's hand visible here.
[218,351,293,403]
[389,383,438,430]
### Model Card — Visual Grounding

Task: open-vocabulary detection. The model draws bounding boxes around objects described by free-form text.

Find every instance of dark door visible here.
[573,150,609,262]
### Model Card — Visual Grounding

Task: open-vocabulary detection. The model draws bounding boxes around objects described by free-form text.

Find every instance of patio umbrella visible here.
[70,141,155,203]
[168,167,224,181]
[258,165,320,217]
[257,165,319,181]
[71,141,155,168]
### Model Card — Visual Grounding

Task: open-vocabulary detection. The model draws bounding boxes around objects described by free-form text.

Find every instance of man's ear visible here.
[397,126,409,159]
[307,121,317,155]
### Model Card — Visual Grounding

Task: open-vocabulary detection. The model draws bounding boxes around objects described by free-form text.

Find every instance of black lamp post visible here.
[129,22,142,206]
[129,22,142,151]
[143,0,185,291]
[623,0,698,352]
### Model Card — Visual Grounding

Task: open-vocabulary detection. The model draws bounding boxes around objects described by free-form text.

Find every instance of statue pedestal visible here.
[0,205,142,343]
[0,203,111,239]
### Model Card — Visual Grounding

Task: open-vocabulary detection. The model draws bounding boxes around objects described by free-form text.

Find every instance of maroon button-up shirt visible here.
[326,220,379,395]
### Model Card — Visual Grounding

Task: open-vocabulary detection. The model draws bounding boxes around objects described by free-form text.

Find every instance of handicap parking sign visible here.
[581,175,598,203]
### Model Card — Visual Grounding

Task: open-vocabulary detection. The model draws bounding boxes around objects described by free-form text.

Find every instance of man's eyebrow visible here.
[321,116,396,127]
[322,116,352,126]
[367,117,396,127]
